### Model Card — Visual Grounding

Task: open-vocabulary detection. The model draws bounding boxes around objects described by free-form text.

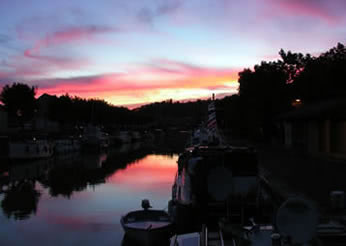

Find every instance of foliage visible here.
[292,43,346,101]
[43,94,132,127]
[135,99,208,129]
[36,93,208,132]
[0,83,37,122]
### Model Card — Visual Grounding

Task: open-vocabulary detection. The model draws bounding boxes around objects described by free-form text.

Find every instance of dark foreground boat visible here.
[121,200,173,246]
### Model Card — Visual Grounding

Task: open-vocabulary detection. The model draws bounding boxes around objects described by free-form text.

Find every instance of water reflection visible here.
[108,154,177,196]
[1,142,174,218]
[1,180,40,220]
[0,139,181,246]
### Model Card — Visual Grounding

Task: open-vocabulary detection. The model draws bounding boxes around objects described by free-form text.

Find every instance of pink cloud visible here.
[0,26,118,81]
[268,0,345,25]
[0,55,89,81]
[24,25,117,62]
[26,26,115,53]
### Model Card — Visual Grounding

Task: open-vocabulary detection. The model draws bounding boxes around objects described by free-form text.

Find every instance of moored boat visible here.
[169,145,263,234]
[121,200,173,246]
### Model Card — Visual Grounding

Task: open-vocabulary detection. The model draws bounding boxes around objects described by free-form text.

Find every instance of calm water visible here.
[0,144,178,246]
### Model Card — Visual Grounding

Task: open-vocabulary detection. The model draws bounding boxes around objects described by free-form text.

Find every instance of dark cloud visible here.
[136,0,182,24]
[137,8,155,24]
[156,0,182,15]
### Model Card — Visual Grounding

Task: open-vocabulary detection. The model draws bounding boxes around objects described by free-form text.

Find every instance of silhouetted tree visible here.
[292,42,346,101]
[0,83,37,124]
[278,49,312,84]
[237,60,292,139]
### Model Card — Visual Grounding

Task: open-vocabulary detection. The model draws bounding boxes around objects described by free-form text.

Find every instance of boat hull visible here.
[120,209,173,246]
[123,225,171,246]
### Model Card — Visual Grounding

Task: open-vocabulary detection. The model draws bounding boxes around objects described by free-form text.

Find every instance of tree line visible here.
[1,42,345,137]
[0,84,209,132]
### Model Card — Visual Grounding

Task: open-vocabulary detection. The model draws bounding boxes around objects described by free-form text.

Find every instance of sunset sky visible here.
[0,0,345,108]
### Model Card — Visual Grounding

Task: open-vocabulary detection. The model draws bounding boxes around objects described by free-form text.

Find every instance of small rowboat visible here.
[121,200,173,246]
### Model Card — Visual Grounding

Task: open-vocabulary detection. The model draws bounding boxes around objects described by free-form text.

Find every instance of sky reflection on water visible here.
[0,152,178,246]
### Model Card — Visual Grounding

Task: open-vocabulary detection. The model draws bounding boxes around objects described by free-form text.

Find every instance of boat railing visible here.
[203,224,226,246]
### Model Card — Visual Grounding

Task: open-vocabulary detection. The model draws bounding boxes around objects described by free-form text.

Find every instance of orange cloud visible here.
[35,59,239,105]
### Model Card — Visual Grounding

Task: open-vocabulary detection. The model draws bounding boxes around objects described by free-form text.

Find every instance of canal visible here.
[0,143,179,245]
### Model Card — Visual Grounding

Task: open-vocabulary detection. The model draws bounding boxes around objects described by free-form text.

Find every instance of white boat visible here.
[8,139,54,160]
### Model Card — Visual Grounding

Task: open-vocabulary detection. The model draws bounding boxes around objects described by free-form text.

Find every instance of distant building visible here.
[278,99,346,159]
[37,93,57,118]
[35,94,60,132]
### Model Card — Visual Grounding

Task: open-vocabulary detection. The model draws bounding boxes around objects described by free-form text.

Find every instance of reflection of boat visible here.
[8,139,54,160]
[9,158,53,181]
[121,200,172,246]
[54,138,80,154]
[116,131,132,144]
